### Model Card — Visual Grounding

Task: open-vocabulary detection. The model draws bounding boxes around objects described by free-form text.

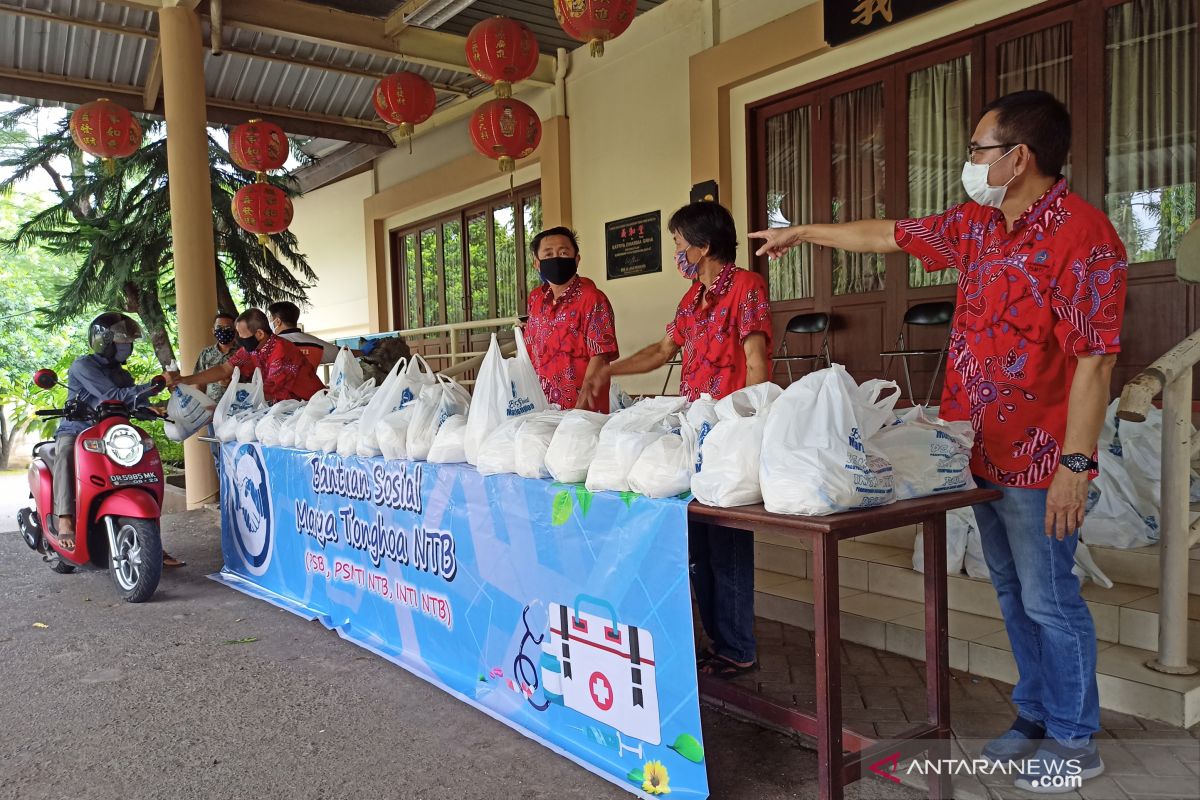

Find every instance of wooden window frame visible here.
[389,181,540,330]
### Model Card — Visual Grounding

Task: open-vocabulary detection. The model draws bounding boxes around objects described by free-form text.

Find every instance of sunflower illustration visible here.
[641,760,671,795]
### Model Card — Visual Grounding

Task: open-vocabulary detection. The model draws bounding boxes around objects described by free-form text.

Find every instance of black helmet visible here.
[89,312,142,359]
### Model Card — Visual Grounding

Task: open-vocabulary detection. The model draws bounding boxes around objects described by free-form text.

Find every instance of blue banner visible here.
[215,443,708,799]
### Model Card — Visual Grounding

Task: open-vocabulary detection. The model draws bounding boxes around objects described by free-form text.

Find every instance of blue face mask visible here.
[112,342,134,363]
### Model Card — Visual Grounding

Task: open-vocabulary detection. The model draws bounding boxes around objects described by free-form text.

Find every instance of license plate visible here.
[111,472,160,487]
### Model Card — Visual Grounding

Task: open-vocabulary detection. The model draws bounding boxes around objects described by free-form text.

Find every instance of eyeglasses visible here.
[967,143,1029,162]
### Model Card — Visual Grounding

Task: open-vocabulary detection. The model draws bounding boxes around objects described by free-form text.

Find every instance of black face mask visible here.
[238,335,260,353]
[214,327,236,346]
[539,256,578,286]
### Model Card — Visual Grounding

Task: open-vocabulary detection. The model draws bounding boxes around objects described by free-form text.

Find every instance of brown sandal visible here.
[162,551,186,568]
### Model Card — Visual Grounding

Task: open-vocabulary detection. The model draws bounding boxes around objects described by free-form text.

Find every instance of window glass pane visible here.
[523,194,543,295]
[907,56,970,289]
[443,220,464,324]
[831,82,887,295]
[467,212,491,320]
[419,227,440,327]
[997,23,1073,178]
[1105,0,1197,263]
[764,106,813,300]
[493,204,517,318]
[403,233,419,329]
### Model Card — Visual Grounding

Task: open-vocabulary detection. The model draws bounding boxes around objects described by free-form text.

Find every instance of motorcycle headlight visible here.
[104,424,144,467]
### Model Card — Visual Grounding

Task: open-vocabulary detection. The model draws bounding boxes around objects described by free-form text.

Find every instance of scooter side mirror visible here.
[33,369,58,390]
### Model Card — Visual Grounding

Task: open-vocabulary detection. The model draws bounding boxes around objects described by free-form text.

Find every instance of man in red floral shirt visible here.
[751,91,1126,792]
[171,308,324,404]
[581,201,773,682]
[523,227,619,412]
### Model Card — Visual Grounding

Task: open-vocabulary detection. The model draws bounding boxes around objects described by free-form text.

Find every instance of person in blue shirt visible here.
[53,313,164,554]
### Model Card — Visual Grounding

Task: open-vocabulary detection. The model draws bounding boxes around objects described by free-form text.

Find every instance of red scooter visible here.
[16,369,168,603]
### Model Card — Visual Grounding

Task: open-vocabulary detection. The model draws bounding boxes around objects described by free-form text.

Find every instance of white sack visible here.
[545,410,610,484]
[378,407,416,461]
[356,355,434,457]
[759,366,897,515]
[692,383,782,508]
[165,383,216,441]
[912,508,971,575]
[428,414,468,464]
[406,375,471,461]
[514,411,568,479]
[587,396,688,493]
[292,389,334,449]
[464,330,547,465]
[875,408,975,500]
[255,400,304,447]
[476,416,528,476]
[213,368,265,442]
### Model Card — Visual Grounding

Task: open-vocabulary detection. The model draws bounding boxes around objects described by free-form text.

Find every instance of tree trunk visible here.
[122,281,177,370]
[215,259,237,317]
[0,405,12,471]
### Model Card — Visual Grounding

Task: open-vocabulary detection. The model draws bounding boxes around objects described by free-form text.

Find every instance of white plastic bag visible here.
[328,347,364,402]
[308,408,364,453]
[378,407,416,461]
[256,400,304,447]
[514,411,567,479]
[964,512,990,580]
[235,408,271,443]
[627,423,697,499]
[406,375,472,461]
[587,396,688,493]
[913,507,972,575]
[545,411,609,484]
[685,394,719,474]
[692,383,782,507]
[875,408,975,500]
[213,368,265,441]
[476,416,528,476]
[165,383,216,441]
[464,330,547,465]
[356,355,435,457]
[759,366,897,515]
[610,381,634,412]
[292,389,334,449]
[336,420,362,458]
[428,414,468,464]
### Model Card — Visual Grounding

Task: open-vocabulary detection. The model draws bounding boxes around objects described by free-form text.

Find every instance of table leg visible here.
[922,512,952,800]
[812,535,843,800]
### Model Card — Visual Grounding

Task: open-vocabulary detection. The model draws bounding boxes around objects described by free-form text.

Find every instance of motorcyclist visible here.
[52,313,180,566]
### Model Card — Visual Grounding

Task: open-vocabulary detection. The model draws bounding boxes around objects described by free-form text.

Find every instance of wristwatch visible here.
[1060,453,1098,473]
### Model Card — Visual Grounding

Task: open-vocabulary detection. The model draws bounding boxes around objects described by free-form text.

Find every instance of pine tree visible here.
[0,105,317,367]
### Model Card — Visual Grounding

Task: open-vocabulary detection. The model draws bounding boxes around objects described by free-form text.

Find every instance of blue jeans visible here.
[689,522,756,663]
[973,478,1099,743]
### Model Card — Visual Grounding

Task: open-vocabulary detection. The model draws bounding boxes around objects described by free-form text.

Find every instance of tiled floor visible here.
[707,618,1200,800]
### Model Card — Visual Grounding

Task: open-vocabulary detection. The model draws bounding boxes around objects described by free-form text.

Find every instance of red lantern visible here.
[229,119,288,176]
[469,98,542,174]
[372,72,437,147]
[554,0,638,57]
[69,98,142,170]
[465,17,540,98]
[231,183,293,245]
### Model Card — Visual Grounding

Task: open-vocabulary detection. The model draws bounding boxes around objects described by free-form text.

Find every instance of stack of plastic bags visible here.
[305,349,376,453]
[465,329,547,465]
[213,368,265,442]
[627,395,717,498]
[585,396,687,493]
[358,355,436,458]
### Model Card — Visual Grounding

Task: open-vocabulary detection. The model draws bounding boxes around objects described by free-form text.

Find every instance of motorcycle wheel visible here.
[108,517,162,603]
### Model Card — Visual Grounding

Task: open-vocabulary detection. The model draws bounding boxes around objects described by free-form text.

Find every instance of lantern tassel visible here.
[104,158,115,177]
[408,134,413,156]
[494,81,513,99]
[589,39,605,58]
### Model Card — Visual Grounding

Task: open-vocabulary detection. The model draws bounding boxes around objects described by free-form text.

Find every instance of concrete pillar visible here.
[540,116,572,229]
[159,5,219,509]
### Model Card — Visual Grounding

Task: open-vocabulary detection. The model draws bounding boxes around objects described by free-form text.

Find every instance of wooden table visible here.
[688,489,1001,800]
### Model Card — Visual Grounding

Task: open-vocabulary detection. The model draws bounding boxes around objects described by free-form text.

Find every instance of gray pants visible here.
[52,433,77,518]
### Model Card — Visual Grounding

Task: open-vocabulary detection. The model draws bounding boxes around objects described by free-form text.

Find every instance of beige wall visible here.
[288,169,374,342]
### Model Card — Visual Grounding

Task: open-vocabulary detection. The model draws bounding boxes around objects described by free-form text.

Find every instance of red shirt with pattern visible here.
[895,179,1128,489]
[667,264,773,401]
[227,333,325,404]
[525,276,619,412]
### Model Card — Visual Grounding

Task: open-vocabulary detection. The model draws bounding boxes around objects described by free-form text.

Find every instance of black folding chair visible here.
[774,312,831,385]
[880,301,954,406]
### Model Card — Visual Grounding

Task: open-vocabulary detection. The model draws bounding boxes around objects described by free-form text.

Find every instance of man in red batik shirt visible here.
[580,201,773,683]
[750,91,1126,793]
[523,226,619,412]
[170,308,324,404]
